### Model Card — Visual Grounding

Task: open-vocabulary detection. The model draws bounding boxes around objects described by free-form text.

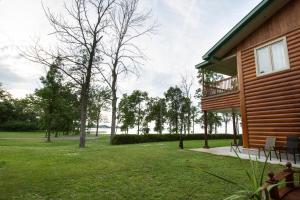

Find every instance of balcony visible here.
[201,76,240,111]
[203,76,238,97]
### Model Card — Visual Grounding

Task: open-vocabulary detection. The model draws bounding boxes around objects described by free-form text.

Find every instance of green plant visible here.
[204,149,272,200]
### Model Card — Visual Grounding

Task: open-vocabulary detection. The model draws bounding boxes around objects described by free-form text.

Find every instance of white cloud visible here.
[0,0,261,99]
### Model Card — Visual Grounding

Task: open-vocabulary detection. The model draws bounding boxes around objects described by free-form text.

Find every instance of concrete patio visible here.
[190,146,300,168]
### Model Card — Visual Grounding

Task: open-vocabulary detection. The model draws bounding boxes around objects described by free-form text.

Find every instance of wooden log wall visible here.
[238,1,300,147]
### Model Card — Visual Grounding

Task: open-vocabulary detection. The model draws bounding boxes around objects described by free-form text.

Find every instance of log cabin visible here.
[196,0,300,148]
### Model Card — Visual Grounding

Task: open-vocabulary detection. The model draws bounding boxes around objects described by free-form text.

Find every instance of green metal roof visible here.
[195,60,210,69]
[202,0,272,61]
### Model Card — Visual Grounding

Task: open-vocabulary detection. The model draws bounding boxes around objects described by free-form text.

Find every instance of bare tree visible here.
[180,72,194,134]
[23,0,115,147]
[98,0,156,143]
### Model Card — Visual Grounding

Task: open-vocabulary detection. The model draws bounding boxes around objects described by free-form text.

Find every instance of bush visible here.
[111,134,240,145]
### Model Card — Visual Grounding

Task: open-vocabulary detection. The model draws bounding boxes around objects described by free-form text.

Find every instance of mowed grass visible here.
[0,132,282,200]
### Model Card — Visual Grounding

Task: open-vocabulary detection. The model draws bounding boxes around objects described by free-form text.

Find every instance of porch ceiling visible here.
[199,56,237,76]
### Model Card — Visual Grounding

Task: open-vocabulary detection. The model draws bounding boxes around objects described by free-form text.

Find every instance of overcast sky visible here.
[0,0,261,99]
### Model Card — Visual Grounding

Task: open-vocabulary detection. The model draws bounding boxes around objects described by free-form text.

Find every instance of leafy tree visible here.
[117,90,148,134]
[195,68,224,134]
[190,105,199,134]
[179,97,192,134]
[200,112,222,134]
[0,83,11,101]
[222,113,231,134]
[35,62,62,141]
[164,86,184,134]
[180,73,194,134]
[35,61,79,141]
[145,97,167,134]
[88,87,111,136]
[118,94,135,134]
[0,94,39,131]
[130,90,148,135]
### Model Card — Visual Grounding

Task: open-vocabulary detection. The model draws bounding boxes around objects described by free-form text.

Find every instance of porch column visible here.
[203,110,209,148]
[232,111,237,145]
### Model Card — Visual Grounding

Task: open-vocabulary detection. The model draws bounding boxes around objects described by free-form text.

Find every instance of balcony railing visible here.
[203,76,238,97]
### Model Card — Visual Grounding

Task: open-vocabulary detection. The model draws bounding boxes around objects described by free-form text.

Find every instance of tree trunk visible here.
[225,121,227,134]
[79,85,88,148]
[47,130,51,142]
[175,115,178,134]
[137,103,141,135]
[96,114,100,137]
[208,124,213,134]
[187,110,191,134]
[214,125,217,134]
[192,118,194,134]
[110,69,117,144]
[79,40,95,148]
[110,92,117,141]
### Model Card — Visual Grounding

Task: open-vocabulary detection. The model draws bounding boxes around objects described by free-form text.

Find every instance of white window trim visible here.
[254,36,290,77]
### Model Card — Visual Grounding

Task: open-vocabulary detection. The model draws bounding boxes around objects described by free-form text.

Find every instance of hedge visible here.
[0,121,39,131]
[111,134,241,145]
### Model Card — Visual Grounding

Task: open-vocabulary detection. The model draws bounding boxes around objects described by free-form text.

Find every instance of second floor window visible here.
[255,37,290,76]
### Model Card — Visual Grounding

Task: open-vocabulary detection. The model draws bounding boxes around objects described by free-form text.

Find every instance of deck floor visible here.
[190,146,300,168]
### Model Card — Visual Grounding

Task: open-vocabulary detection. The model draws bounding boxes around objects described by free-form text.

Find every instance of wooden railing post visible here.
[266,171,280,200]
[284,162,294,188]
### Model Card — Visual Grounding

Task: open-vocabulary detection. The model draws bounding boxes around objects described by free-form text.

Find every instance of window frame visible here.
[254,36,290,77]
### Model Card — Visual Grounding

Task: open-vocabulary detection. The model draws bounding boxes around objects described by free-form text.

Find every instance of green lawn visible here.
[0,132,282,200]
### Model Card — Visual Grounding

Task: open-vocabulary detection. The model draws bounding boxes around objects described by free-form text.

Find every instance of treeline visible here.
[117,87,234,135]
[118,88,198,134]
[0,63,110,141]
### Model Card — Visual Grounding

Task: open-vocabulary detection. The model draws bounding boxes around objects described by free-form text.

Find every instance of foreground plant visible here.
[204,150,272,200]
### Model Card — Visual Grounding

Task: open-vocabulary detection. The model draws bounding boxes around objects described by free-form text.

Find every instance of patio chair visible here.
[230,138,243,153]
[258,137,278,160]
[278,136,300,164]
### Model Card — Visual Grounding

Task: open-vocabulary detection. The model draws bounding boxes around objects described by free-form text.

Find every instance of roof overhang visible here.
[195,0,291,69]
[196,55,237,76]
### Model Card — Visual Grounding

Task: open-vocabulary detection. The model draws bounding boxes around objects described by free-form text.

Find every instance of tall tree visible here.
[0,83,11,101]
[222,113,231,134]
[35,62,63,142]
[180,73,194,134]
[130,90,148,135]
[118,94,135,133]
[24,0,115,147]
[164,87,184,134]
[98,0,155,142]
[88,87,111,136]
[145,97,167,134]
[199,112,222,134]
[179,97,192,134]
[190,105,198,134]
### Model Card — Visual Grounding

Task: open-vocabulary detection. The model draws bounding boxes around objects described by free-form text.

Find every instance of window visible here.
[254,37,290,76]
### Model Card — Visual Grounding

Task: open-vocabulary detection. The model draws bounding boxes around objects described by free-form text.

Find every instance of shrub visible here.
[111,134,240,145]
